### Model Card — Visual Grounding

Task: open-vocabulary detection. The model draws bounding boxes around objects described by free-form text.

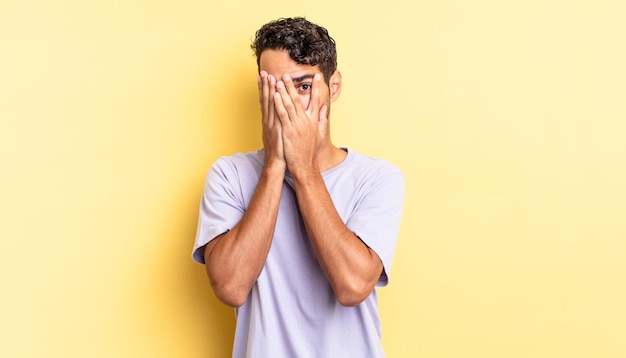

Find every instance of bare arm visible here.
[204,164,284,307]
[274,73,383,306]
[204,72,285,307]
[292,170,383,306]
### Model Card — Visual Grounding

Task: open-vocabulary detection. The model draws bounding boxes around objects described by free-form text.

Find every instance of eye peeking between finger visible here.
[297,83,313,94]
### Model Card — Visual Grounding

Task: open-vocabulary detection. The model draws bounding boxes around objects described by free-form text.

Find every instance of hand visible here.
[273,73,329,174]
[258,71,286,171]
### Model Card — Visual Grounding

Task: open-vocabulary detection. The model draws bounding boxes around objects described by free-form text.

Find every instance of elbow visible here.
[204,259,249,307]
[337,294,368,307]
[334,260,382,307]
[210,281,249,308]
[335,279,376,307]
[205,266,250,307]
[218,294,247,308]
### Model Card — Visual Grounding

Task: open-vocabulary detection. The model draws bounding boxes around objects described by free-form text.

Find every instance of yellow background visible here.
[1,0,625,357]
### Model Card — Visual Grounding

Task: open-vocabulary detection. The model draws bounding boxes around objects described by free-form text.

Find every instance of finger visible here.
[268,74,277,127]
[275,79,298,123]
[257,74,262,103]
[281,74,305,117]
[273,90,291,127]
[261,71,270,123]
[308,73,322,117]
[318,104,329,135]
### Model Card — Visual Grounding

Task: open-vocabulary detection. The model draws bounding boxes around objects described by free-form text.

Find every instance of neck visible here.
[316,144,348,172]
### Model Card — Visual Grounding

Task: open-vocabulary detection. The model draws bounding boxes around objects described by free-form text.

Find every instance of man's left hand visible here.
[273,73,329,174]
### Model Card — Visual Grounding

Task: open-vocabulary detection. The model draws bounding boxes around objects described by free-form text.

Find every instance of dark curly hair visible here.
[251,17,337,85]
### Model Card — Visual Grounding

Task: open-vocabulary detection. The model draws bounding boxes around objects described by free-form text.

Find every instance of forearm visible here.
[204,163,285,307]
[292,170,383,306]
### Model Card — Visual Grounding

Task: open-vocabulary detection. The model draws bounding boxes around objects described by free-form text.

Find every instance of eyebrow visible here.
[292,74,315,83]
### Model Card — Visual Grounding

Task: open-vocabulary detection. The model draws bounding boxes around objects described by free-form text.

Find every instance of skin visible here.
[204,49,383,307]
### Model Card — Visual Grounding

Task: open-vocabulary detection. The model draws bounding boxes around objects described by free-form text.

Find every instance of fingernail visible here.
[276,81,285,89]
[314,73,321,81]
[283,74,291,82]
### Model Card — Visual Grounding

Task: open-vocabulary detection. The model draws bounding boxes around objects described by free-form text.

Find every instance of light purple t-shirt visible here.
[192,148,405,358]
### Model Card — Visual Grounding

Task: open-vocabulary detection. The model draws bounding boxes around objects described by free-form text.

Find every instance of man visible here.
[193,17,405,357]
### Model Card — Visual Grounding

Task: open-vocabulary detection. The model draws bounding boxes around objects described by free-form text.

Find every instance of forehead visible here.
[259,49,321,78]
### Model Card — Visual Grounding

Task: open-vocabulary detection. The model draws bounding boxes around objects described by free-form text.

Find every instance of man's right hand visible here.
[258,71,286,171]
[205,71,287,307]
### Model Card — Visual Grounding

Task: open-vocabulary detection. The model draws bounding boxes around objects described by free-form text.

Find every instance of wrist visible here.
[262,161,286,178]
[290,166,321,185]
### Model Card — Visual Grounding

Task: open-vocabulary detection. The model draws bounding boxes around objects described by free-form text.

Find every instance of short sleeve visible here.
[192,158,247,264]
[346,166,405,286]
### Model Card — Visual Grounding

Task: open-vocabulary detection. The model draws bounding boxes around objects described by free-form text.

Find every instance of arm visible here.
[203,165,283,307]
[274,73,383,306]
[292,170,384,307]
[204,72,285,307]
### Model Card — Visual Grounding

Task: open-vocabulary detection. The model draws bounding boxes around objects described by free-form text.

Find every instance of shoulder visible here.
[327,148,405,198]
[203,150,265,193]
[209,149,264,176]
[345,149,404,180]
